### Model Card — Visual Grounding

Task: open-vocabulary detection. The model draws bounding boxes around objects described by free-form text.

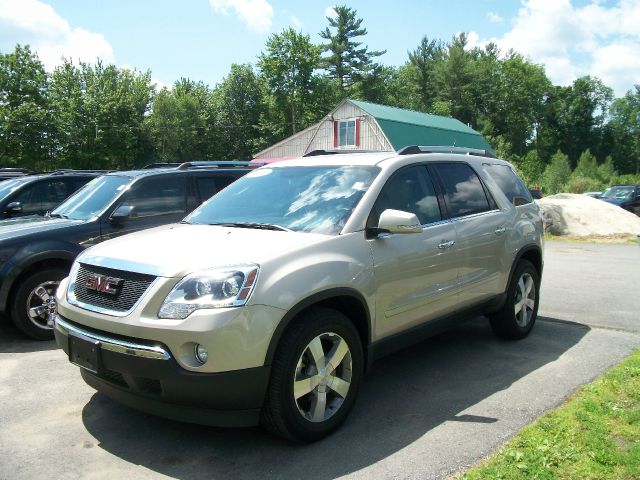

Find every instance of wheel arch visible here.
[0,245,80,313]
[263,288,371,367]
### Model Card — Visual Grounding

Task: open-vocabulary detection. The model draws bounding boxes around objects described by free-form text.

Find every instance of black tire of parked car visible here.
[489,259,540,340]
[260,307,364,442]
[11,268,67,341]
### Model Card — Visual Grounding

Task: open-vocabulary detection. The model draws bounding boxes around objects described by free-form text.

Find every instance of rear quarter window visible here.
[483,164,532,205]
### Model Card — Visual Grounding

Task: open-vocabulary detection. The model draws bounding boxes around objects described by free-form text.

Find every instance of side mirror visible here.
[109,205,135,223]
[368,209,422,237]
[5,201,22,215]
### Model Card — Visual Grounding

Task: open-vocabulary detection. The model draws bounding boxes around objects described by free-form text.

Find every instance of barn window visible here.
[334,118,360,148]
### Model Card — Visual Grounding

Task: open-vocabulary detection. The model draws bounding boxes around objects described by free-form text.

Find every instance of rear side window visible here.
[483,164,532,205]
[433,163,492,218]
[120,176,187,218]
[196,175,239,202]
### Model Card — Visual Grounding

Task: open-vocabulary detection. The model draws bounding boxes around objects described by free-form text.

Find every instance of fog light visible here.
[194,344,208,364]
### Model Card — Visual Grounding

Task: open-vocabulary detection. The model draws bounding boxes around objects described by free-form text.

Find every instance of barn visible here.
[253,99,494,160]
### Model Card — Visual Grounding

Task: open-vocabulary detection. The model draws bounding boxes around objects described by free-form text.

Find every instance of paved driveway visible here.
[0,241,639,480]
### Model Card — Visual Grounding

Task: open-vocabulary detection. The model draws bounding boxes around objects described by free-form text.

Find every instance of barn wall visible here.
[253,101,394,159]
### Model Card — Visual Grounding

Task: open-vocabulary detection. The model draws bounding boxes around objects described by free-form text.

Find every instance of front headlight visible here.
[158,264,259,319]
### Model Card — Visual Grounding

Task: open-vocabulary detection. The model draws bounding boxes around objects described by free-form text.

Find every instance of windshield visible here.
[186,166,379,235]
[52,175,131,220]
[601,186,634,200]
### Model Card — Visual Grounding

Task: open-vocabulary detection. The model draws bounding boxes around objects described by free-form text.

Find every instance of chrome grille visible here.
[73,263,156,312]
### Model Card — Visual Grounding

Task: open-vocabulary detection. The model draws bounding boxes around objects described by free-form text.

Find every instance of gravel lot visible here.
[1,240,639,480]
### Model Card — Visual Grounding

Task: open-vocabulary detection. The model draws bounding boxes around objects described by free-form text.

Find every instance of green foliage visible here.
[144,79,210,162]
[319,6,385,93]
[564,176,604,194]
[542,151,572,194]
[258,28,320,134]
[572,149,599,179]
[513,150,545,186]
[48,60,154,170]
[406,36,443,112]
[0,45,50,169]
[608,85,640,174]
[211,64,264,160]
[597,156,618,184]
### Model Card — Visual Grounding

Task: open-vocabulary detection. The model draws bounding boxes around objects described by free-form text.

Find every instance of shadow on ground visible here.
[0,322,57,353]
[81,316,588,479]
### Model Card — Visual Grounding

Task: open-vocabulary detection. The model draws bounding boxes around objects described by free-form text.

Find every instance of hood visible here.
[77,223,330,277]
[0,216,83,241]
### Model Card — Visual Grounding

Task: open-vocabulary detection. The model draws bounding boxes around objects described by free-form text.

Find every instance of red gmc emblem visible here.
[85,273,123,295]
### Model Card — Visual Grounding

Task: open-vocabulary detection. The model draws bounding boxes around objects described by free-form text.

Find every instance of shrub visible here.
[564,176,604,194]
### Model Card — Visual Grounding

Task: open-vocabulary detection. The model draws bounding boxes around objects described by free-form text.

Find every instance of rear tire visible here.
[261,307,364,442]
[11,268,67,341]
[490,260,539,340]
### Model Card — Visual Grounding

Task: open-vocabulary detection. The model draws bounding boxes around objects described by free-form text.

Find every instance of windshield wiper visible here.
[209,222,291,232]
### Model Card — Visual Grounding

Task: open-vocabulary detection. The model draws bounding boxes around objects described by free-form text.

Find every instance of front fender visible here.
[0,240,84,312]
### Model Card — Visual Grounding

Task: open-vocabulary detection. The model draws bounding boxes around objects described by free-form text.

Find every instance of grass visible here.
[456,349,640,480]
[544,233,639,244]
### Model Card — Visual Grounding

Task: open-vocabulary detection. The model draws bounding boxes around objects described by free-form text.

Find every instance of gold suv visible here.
[54,147,544,442]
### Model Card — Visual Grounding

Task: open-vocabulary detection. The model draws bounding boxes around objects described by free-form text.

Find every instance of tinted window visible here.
[119,176,186,218]
[196,175,238,202]
[11,180,66,214]
[434,163,491,218]
[369,165,441,226]
[483,164,532,204]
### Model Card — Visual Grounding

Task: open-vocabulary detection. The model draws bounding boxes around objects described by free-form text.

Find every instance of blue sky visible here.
[1,0,639,97]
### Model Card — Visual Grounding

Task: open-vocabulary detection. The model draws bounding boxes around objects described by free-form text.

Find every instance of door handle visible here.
[494,226,506,235]
[438,240,455,249]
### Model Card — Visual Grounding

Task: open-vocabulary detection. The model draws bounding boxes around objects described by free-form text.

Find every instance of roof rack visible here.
[0,167,34,173]
[397,145,496,158]
[303,149,386,157]
[176,161,265,170]
[48,169,111,175]
[142,162,182,169]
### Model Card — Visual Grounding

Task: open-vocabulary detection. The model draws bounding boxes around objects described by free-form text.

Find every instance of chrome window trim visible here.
[67,261,160,317]
[450,208,502,222]
[55,315,170,360]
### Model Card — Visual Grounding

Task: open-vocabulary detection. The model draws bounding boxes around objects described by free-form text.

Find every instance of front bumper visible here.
[54,315,270,427]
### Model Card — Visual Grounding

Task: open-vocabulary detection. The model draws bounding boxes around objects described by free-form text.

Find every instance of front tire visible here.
[11,268,67,340]
[261,307,364,442]
[490,260,539,340]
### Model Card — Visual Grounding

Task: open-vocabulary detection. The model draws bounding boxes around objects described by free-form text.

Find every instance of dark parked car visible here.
[0,162,257,340]
[0,171,101,219]
[598,184,640,216]
[0,167,35,181]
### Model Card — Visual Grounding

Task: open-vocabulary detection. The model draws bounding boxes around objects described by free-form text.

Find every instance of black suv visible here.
[0,170,101,219]
[0,167,35,181]
[0,162,257,340]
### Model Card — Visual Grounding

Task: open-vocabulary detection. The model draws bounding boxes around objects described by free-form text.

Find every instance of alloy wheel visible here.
[26,280,60,330]
[514,272,536,327]
[293,332,353,422]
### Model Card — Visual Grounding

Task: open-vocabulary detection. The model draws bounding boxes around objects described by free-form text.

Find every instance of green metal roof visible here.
[349,99,494,154]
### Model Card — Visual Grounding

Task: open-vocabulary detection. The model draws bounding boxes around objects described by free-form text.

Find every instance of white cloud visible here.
[325,6,337,19]
[487,11,504,23]
[0,0,114,69]
[209,0,273,34]
[471,0,640,96]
